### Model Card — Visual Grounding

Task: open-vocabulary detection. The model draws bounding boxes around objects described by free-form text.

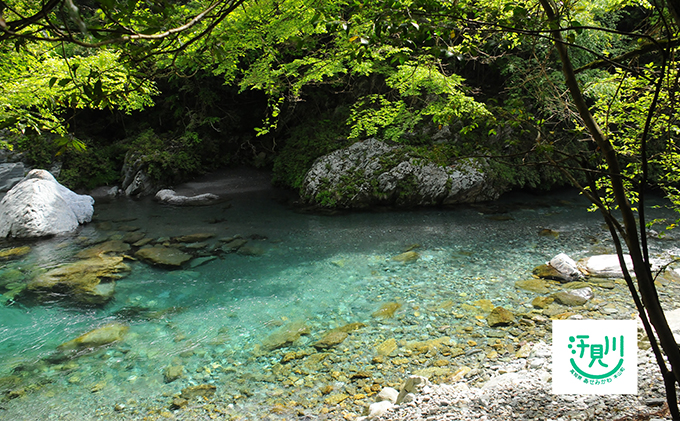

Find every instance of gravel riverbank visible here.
[368,343,671,421]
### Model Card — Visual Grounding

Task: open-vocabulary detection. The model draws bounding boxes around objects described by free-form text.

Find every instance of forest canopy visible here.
[0,0,677,197]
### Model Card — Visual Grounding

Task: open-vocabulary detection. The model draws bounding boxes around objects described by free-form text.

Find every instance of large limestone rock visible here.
[302,139,505,209]
[580,254,633,278]
[27,255,130,304]
[0,169,94,238]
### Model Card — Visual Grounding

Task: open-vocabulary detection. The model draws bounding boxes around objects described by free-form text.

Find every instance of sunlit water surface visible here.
[1,177,679,420]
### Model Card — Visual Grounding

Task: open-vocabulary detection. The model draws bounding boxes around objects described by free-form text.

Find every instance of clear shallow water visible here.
[0,180,679,420]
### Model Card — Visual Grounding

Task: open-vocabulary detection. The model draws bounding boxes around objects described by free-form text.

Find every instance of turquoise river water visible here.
[1,176,679,421]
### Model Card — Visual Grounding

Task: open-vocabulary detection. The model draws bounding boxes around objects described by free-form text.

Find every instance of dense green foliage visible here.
[0,0,677,202]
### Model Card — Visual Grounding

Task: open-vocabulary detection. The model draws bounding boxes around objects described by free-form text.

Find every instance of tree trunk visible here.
[538,0,680,417]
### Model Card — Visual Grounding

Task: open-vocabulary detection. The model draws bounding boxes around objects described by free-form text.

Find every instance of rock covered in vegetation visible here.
[301,138,505,209]
[155,189,221,206]
[0,169,94,238]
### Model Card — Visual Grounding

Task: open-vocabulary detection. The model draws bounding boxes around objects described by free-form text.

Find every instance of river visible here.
[1,170,679,420]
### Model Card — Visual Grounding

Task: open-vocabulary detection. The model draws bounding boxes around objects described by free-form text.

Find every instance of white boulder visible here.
[580,254,667,278]
[548,253,584,282]
[367,401,394,419]
[0,169,94,238]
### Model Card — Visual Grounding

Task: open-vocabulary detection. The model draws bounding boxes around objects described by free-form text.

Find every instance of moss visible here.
[272,107,351,190]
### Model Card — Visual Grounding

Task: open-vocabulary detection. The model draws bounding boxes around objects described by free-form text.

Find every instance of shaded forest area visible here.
[3,0,674,196]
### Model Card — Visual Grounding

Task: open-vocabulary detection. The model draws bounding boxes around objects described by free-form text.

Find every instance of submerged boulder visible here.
[27,255,130,304]
[58,322,129,352]
[135,246,192,267]
[302,138,506,209]
[0,169,94,238]
[261,320,311,351]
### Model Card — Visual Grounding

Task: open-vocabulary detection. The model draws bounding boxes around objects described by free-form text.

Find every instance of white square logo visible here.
[552,320,637,394]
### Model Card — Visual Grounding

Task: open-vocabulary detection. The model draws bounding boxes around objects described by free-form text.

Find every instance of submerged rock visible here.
[179,384,216,400]
[487,306,515,327]
[135,246,192,267]
[376,338,398,356]
[515,278,549,294]
[75,240,131,259]
[552,287,593,306]
[58,322,129,352]
[0,246,31,261]
[313,330,348,349]
[27,255,130,304]
[261,320,311,351]
[372,302,401,319]
[163,365,184,383]
[392,251,420,263]
[531,296,554,309]
[0,170,94,238]
[172,233,215,243]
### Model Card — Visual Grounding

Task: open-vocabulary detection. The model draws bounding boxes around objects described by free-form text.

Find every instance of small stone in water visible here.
[487,307,515,327]
[392,251,419,263]
[313,330,348,349]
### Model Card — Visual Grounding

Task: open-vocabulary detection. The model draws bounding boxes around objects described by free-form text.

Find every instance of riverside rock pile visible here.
[366,342,670,421]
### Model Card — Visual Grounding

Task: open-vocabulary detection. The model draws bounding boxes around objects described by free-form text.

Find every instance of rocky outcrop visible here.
[155,189,220,206]
[0,169,94,238]
[0,162,26,192]
[121,153,156,197]
[302,139,506,209]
